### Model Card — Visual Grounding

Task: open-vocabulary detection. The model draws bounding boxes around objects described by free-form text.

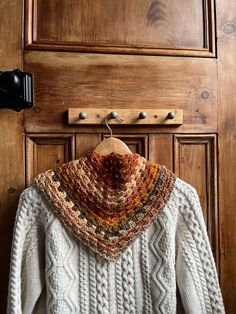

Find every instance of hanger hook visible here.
[105,112,124,138]
[116,114,123,122]
[105,115,113,138]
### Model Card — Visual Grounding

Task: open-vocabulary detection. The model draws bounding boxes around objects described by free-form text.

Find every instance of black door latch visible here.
[0,69,33,112]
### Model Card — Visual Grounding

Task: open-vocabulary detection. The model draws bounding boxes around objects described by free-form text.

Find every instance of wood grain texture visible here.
[149,134,173,170]
[217,0,236,311]
[26,134,75,186]
[0,0,23,311]
[25,0,215,56]
[23,51,217,133]
[76,133,101,158]
[174,134,218,268]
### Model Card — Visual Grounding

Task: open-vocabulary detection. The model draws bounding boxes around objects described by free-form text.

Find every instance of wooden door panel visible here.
[24,51,217,133]
[174,134,218,265]
[149,134,173,170]
[1,0,235,311]
[26,134,75,185]
[25,0,215,56]
[76,133,101,158]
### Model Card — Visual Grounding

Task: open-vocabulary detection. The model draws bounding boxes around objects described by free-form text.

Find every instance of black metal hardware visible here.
[0,69,33,112]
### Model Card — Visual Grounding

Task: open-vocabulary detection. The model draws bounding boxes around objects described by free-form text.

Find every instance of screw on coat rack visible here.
[167,111,176,119]
[107,111,123,122]
[79,112,87,119]
[138,112,147,119]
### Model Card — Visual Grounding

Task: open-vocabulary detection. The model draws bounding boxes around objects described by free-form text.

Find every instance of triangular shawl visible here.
[32,151,176,261]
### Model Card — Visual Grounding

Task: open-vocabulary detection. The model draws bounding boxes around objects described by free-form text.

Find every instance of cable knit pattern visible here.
[140,231,153,314]
[150,217,168,313]
[115,258,124,314]
[121,246,136,314]
[47,219,77,313]
[95,255,109,314]
[79,242,89,314]
[7,152,225,314]
[175,182,224,313]
[88,250,97,314]
[149,209,177,314]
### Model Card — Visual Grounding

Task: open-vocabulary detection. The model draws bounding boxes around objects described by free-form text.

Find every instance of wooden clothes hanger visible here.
[94,112,133,155]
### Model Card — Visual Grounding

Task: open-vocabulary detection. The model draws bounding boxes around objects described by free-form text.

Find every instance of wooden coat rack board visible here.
[68,108,183,125]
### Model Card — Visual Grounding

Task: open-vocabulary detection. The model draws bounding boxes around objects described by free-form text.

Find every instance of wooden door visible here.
[1,0,236,312]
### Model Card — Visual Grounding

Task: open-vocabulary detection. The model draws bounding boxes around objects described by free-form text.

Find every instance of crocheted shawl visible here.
[32,151,176,261]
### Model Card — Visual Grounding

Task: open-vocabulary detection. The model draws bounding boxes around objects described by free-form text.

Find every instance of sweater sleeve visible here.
[7,187,46,314]
[176,183,225,314]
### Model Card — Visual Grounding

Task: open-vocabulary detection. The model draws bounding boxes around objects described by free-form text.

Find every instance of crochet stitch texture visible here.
[7,151,225,314]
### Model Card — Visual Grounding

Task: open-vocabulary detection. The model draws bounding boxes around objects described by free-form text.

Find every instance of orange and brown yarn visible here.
[32,151,176,261]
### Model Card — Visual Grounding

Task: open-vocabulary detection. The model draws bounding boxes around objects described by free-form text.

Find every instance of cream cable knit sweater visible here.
[7,178,224,314]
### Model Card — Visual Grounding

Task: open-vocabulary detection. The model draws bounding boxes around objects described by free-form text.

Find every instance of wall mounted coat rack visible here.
[68,108,183,125]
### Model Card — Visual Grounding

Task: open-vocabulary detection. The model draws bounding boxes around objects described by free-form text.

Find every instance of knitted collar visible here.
[32,151,176,261]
